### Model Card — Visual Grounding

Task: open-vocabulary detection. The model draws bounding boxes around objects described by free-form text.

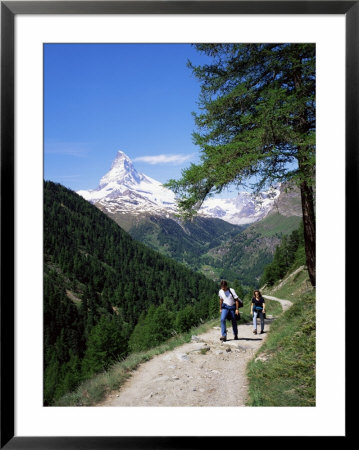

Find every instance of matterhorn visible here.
[77,151,177,218]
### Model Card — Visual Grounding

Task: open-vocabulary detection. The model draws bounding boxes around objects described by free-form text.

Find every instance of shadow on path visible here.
[238,337,263,342]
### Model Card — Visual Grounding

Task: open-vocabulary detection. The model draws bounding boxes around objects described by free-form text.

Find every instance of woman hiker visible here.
[218,280,240,342]
[251,289,266,335]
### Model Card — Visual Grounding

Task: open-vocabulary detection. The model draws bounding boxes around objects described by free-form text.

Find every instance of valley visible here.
[77,151,302,287]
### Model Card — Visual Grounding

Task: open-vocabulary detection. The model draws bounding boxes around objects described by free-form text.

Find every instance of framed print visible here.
[1,1,354,447]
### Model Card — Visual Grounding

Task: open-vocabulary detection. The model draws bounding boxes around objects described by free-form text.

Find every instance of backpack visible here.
[229,288,244,308]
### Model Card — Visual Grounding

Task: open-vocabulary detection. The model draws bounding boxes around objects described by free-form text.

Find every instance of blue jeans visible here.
[221,305,238,337]
[253,310,264,332]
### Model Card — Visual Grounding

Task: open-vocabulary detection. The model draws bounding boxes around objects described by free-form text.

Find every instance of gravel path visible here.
[262,295,293,312]
[98,296,292,407]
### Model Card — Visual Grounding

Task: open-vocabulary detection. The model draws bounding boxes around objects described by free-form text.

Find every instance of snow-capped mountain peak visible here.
[99,150,143,188]
[77,151,177,215]
[200,187,281,225]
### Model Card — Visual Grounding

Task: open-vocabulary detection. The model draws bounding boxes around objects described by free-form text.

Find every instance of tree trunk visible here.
[294,53,316,287]
[299,181,316,287]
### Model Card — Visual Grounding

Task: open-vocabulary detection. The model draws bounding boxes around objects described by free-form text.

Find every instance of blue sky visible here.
[44,43,230,193]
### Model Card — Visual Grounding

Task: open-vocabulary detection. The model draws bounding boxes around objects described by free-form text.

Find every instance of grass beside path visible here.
[246,290,315,406]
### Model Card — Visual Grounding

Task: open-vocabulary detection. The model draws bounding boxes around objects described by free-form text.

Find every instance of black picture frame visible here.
[1,1,353,448]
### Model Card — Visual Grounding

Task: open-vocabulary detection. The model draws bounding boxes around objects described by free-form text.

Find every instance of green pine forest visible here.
[128,215,246,273]
[44,181,219,405]
[259,221,306,287]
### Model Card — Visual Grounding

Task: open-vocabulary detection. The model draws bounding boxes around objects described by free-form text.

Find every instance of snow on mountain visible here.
[77,150,281,224]
[200,188,280,225]
[77,151,177,217]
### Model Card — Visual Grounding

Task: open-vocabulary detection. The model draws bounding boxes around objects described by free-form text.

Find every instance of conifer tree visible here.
[175,305,197,333]
[232,280,245,299]
[82,315,127,376]
[167,44,316,286]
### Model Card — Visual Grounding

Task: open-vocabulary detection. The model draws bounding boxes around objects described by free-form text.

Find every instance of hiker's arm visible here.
[235,299,239,313]
[263,299,266,313]
[219,298,223,312]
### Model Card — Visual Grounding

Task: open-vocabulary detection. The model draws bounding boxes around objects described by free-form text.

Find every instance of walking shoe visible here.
[234,335,239,340]
[220,336,227,342]
[260,331,264,334]
[253,330,257,334]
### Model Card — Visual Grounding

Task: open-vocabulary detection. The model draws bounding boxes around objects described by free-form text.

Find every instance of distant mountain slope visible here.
[45,180,217,319]
[128,215,246,270]
[205,213,303,286]
[125,211,302,287]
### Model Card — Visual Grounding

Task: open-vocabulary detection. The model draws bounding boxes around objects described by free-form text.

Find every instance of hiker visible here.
[218,280,240,342]
[251,290,266,335]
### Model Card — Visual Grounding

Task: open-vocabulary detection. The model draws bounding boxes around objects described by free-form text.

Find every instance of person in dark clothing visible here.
[251,290,266,335]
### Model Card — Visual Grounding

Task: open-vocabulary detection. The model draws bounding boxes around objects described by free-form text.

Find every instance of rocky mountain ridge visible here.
[77,150,295,226]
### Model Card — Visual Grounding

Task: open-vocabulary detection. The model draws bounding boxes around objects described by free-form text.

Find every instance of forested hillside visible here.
[128,215,245,271]
[203,213,302,287]
[126,212,301,287]
[44,181,217,405]
[259,220,306,287]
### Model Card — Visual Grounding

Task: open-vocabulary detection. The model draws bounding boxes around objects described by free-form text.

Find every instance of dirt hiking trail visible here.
[98,296,292,407]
